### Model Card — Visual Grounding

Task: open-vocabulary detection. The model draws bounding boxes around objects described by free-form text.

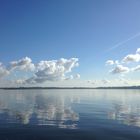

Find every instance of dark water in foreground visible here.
[0,89,140,140]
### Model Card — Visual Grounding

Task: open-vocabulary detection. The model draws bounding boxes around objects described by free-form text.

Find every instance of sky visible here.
[0,0,140,87]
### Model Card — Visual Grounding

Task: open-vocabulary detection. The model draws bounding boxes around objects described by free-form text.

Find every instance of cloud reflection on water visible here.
[0,90,79,129]
[0,89,140,129]
[108,102,140,127]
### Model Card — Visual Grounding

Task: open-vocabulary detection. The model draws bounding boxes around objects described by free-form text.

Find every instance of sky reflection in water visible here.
[0,89,140,129]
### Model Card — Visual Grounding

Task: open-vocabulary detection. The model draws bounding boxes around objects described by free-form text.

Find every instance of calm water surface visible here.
[0,89,140,140]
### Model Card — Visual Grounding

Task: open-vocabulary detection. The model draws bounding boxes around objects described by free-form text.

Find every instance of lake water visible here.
[0,89,140,140]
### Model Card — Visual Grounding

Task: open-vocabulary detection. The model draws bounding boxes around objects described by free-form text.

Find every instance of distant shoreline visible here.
[0,86,140,90]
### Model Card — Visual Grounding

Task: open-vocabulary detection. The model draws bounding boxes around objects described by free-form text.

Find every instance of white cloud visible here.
[87,80,91,83]
[106,60,114,65]
[122,48,140,63]
[136,48,140,54]
[122,54,140,63]
[10,57,35,71]
[106,60,119,66]
[118,78,129,85]
[74,74,80,79]
[106,48,140,76]
[15,79,26,84]
[0,57,80,86]
[106,48,140,75]
[111,65,130,74]
[0,63,10,78]
[87,80,96,85]
[65,75,74,80]
[115,60,119,65]
[102,79,110,84]
[131,65,140,71]
[26,58,79,84]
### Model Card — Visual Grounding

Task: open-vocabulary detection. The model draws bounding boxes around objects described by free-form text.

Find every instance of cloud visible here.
[136,48,140,54]
[110,65,130,74]
[106,48,140,67]
[102,79,110,84]
[74,74,80,79]
[15,79,26,84]
[106,60,119,66]
[65,75,74,80]
[131,65,140,71]
[118,78,129,85]
[26,58,79,84]
[115,60,119,65]
[10,57,35,71]
[122,54,140,63]
[0,63,10,78]
[64,74,80,81]
[106,48,140,75]
[0,93,79,128]
[106,60,114,65]
[87,80,96,85]
[0,57,80,86]
[122,48,140,63]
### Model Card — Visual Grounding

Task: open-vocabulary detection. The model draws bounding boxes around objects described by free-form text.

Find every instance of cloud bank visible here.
[0,57,80,85]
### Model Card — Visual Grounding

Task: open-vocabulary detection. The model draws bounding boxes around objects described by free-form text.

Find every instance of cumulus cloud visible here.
[106,48,140,75]
[0,57,80,86]
[26,58,79,84]
[10,57,35,71]
[110,65,130,74]
[122,48,140,63]
[106,48,140,73]
[122,54,140,63]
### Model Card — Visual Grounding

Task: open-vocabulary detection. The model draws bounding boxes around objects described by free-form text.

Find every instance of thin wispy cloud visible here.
[106,32,140,53]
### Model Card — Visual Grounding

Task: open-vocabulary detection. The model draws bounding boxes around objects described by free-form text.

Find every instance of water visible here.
[0,89,140,140]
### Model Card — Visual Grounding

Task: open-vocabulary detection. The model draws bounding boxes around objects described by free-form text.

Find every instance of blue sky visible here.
[0,0,140,87]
